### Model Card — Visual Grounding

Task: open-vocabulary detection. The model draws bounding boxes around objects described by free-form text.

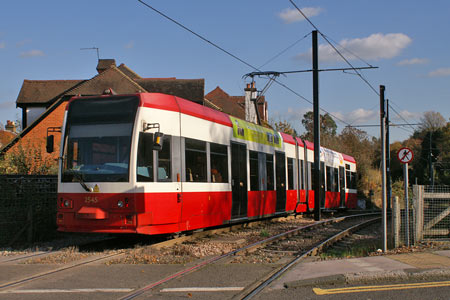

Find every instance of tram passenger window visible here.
[326,166,338,192]
[334,168,339,191]
[352,172,357,189]
[249,151,259,191]
[298,159,304,190]
[157,135,171,182]
[185,138,207,182]
[266,154,274,190]
[210,143,228,183]
[137,132,153,182]
[310,162,314,191]
[345,164,356,189]
[287,158,294,190]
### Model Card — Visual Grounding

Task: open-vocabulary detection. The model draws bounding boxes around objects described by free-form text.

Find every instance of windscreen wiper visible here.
[73,172,93,192]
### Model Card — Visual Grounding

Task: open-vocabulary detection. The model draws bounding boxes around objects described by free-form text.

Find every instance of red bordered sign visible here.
[397,147,413,164]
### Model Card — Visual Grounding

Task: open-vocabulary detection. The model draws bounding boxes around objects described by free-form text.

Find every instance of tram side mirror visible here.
[46,135,54,153]
[153,132,164,151]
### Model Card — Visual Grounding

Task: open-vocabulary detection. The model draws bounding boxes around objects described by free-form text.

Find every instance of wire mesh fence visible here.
[392,185,450,247]
[0,175,57,247]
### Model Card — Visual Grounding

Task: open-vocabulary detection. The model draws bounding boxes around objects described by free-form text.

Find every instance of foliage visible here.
[301,111,337,144]
[0,141,58,175]
[418,111,446,133]
[271,119,298,137]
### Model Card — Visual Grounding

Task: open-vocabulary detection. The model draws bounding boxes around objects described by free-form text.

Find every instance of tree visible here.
[301,111,337,145]
[271,119,298,136]
[418,111,446,133]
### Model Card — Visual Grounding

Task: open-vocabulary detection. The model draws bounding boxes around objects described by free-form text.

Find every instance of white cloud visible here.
[125,41,134,49]
[428,68,450,77]
[278,7,323,24]
[397,58,428,66]
[19,49,44,58]
[296,33,412,63]
[332,108,378,125]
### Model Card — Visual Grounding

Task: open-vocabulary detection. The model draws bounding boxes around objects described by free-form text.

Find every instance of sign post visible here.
[397,147,413,246]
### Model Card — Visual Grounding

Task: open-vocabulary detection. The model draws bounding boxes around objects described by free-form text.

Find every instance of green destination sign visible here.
[229,116,282,148]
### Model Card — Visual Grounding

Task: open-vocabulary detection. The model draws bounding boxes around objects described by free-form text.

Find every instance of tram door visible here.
[339,166,346,207]
[231,143,248,219]
[320,162,326,208]
[275,152,286,212]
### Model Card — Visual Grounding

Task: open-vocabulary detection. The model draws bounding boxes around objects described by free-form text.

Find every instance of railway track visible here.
[238,216,381,299]
[119,212,379,299]
[0,212,380,299]
[0,214,299,293]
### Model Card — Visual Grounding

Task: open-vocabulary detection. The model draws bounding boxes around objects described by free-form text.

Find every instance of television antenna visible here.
[80,47,100,59]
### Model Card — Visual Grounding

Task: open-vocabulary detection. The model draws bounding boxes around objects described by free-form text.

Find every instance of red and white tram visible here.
[52,93,357,235]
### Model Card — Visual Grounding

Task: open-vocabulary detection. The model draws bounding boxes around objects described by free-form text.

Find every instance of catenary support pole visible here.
[312,30,321,221]
[386,99,391,212]
[380,85,387,252]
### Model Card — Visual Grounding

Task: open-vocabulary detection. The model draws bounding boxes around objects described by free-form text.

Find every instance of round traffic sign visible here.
[397,147,413,164]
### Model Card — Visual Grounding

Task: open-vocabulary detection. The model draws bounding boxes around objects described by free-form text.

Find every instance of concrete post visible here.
[393,196,400,248]
[413,185,424,244]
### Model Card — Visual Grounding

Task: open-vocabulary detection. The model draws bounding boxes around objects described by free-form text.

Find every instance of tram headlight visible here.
[117,200,124,208]
[60,198,73,209]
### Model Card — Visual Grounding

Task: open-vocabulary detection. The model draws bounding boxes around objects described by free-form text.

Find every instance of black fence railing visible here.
[0,175,58,247]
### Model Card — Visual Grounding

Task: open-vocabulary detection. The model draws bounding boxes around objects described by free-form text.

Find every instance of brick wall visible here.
[6,101,68,173]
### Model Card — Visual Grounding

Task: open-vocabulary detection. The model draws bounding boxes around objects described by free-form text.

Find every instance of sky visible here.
[1,0,449,142]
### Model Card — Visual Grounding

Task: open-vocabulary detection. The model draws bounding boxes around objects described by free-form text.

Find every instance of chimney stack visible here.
[244,83,258,124]
[96,59,116,74]
[5,120,17,133]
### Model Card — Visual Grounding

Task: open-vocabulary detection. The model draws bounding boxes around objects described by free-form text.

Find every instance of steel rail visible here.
[0,251,125,291]
[240,216,381,300]
[120,212,379,300]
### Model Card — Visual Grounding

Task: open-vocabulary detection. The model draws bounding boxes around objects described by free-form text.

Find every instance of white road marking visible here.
[0,288,134,294]
[160,287,244,292]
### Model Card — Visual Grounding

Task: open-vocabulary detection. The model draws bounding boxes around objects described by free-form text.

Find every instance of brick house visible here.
[0,59,204,172]
[1,59,269,173]
[204,85,268,124]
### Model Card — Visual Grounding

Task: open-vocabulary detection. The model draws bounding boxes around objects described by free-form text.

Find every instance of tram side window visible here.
[185,138,207,182]
[326,166,338,192]
[287,158,294,190]
[210,143,228,183]
[298,159,304,190]
[249,151,259,191]
[137,132,154,182]
[266,154,274,190]
[334,168,339,191]
[310,162,314,191]
[157,135,171,182]
[345,164,356,189]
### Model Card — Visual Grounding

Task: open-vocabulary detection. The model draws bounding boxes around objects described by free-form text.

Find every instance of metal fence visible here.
[392,185,450,247]
[0,175,58,247]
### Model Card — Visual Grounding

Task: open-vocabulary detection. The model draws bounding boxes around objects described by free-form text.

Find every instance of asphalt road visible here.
[259,279,450,300]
